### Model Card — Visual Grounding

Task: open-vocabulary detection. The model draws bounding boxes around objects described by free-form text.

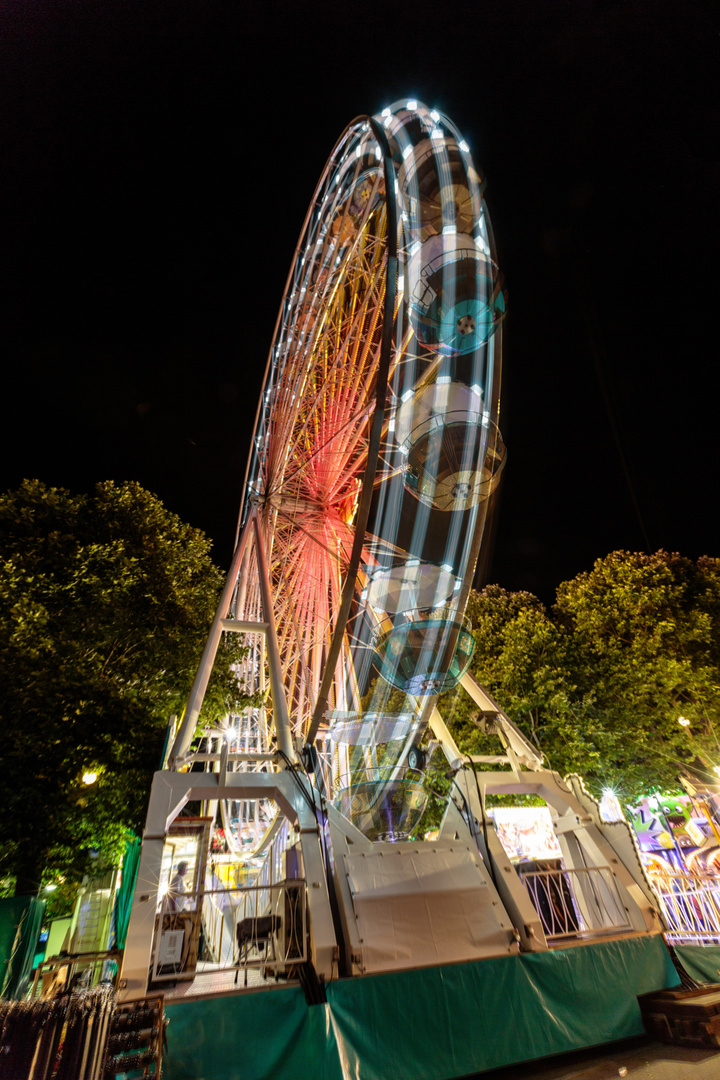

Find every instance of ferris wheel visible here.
[170,99,506,853]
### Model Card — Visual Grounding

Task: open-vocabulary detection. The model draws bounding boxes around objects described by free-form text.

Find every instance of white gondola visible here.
[394,381,506,511]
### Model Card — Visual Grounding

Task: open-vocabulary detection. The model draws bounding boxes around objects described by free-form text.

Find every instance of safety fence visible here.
[648,869,720,945]
[150,879,307,987]
[519,866,632,942]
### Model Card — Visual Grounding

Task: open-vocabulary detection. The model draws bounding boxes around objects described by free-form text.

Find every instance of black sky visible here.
[1,0,717,604]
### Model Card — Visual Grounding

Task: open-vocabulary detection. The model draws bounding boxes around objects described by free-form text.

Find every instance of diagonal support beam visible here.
[168,513,254,763]
[252,512,296,762]
[460,671,544,772]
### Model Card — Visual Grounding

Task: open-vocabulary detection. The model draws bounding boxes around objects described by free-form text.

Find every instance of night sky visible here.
[2,0,717,604]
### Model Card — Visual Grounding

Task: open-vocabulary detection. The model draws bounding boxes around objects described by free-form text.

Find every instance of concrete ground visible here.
[469,1035,720,1079]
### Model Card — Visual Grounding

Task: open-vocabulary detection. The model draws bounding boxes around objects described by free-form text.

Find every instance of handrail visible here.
[150,879,307,985]
[649,872,720,944]
[176,751,279,765]
[519,866,631,942]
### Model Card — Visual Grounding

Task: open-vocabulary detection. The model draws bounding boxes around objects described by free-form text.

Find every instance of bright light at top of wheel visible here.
[430,110,440,122]
[406,99,418,110]
[381,107,391,117]
[459,140,470,152]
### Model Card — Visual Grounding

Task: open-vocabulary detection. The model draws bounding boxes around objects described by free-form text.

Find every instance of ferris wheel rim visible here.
[234,115,392,548]
[305,115,398,743]
[234,116,400,747]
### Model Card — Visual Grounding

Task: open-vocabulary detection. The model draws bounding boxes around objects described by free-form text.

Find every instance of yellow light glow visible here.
[678,716,691,727]
[82,771,98,785]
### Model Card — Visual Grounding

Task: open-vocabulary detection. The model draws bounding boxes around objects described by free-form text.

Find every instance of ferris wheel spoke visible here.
[274,512,348,567]
[277,402,374,497]
[277,286,386,471]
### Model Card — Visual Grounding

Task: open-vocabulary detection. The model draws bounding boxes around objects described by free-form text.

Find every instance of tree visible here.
[0,479,250,896]
[555,550,720,799]
[446,586,599,780]
[447,553,720,807]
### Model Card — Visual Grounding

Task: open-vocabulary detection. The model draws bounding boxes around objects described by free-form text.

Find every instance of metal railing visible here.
[260,817,290,893]
[648,870,720,945]
[150,879,307,985]
[30,949,122,999]
[520,866,632,942]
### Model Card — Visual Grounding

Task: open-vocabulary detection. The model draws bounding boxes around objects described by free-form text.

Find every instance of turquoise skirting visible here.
[674,943,720,986]
[163,934,678,1080]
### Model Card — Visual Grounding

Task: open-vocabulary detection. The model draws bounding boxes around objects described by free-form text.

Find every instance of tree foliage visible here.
[447,552,720,806]
[0,480,249,896]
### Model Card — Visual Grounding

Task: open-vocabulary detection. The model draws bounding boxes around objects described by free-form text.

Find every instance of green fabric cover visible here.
[165,985,344,1080]
[114,834,141,949]
[163,935,678,1080]
[675,944,720,985]
[0,896,46,999]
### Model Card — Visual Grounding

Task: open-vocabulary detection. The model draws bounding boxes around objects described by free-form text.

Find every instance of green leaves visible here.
[452,551,720,808]
[0,479,251,896]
